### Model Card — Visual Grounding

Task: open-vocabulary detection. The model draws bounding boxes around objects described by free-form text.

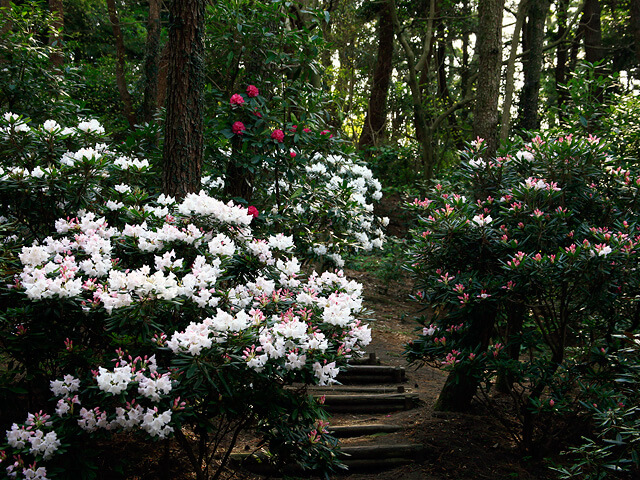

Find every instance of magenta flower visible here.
[271,129,284,143]
[246,85,259,98]
[303,127,311,133]
[289,150,296,158]
[232,121,246,135]
[230,94,244,106]
[247,206,259,218]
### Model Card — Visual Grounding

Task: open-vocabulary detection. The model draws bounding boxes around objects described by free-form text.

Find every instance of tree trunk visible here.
[358,0,394,150]
[473,0,504,159]
[434,303,498,411]
[500,0,528,142]
[581,0,603,65]
[555,0,569,123]
[106,0,137,128]
[48,0,64,69]
[436,23,449,100]
[390,0,437,178]
[142,0,161,123]
[517,0,550,132]
[162,0,205,199]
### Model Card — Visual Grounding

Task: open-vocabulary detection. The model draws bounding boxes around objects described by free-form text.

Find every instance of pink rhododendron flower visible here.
[289,151,296,158]
[232,121,246,135]
[230,94,244,106]
[303,127,311,133]
[247,206,259,218]
[271,129,284,143]
[246,85,259,98]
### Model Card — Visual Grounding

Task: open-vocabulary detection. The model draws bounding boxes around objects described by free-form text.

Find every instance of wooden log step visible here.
[347,352,380,365]
[339,443,426,461]
[328,424,403,438]
[337,365,406,384]
[308,385,407,394]
[230,443,426,476]
[317,393,420,413]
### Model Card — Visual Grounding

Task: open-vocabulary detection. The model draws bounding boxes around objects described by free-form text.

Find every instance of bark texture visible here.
[473,0,504,158]
[581,0,603,64]
[518,0,550,132]
[162,0,205,199]
[142,0,161,123]
[106,0,137,127]
[359,0,394,150]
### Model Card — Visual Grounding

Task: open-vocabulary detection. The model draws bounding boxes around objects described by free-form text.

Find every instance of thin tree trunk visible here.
[500,0,528,142]
[162,0,205,199]
[461,0,471,98]
[581,0,603,64]
[473,0,505,158]
[517,0,550,132]
[555,0,569,123]
[142,0,161,123]
[434,303,498,411]
[390,0,436,178]
[156,42,170,110]
[359,0,394,150]
[106,0,137,128]
[48,0,64,69]
[436,23,449,100]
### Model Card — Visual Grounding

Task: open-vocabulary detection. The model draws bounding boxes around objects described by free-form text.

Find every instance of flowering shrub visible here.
[552,334,640,479]
[0,112,156,242]
[404,134,640,453]
[0,114,372,478]
[204,87,388,267]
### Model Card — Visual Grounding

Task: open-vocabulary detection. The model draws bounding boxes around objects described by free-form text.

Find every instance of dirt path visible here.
[333,269,553,480]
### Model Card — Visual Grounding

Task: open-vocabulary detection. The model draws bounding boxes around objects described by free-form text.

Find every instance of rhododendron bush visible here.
[404,134,640,456]
[203,86,388,268]
[0,113,372,479]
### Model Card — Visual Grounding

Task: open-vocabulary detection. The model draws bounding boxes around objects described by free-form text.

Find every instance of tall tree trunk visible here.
[632,0,640,67]
[142,0,161,123]
[390,0,437,178]
[48,0,64,69]
[517,0,550,132]
[500,0,528,142]
[581,0,603,64]
[461,0,471,98]
[473,0,505,158]
[106,0,137,128]
[555,0,569,123]
[436,23,449,100]
[358,0,394,150]
[162,0,205,199]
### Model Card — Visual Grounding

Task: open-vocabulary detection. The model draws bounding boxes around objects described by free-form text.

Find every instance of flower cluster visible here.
[2,186,371,477]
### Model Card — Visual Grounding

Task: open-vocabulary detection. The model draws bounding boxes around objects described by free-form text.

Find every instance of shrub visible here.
[404,134,640,455]
[0,114,372,479]
[203,86,388,268]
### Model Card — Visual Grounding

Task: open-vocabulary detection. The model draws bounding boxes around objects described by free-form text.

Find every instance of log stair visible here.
[231,352,426,476]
